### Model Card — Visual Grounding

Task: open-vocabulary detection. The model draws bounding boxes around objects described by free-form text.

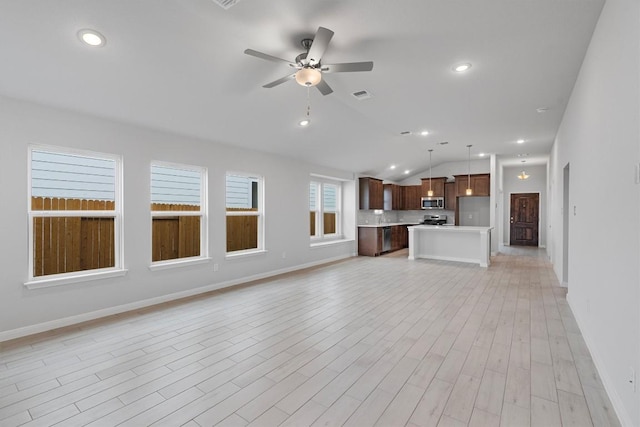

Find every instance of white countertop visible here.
[410,225,493,232]
[358,222,420,228]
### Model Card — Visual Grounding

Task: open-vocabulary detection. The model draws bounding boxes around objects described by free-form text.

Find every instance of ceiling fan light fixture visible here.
[518,171,530,180]
[299,119,310,126]
[295,67,322,87]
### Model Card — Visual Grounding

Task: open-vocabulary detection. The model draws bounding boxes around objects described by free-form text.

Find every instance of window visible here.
[226,173,263,254]
[151,162,207,263]
[310,178,341,240]
[28,146,123,284]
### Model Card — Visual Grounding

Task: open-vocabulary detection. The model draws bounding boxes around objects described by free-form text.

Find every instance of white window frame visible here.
[310,176,343,242]
[25,145,126,289]
[149,161,209,270]
[225,172,265,257]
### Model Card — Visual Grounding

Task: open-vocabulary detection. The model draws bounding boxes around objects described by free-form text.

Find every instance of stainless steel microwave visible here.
[421,196,444,209]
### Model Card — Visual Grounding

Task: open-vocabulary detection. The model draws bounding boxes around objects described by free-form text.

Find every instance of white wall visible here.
[458,197,490,226]
[548,0,639,424]
[502,164,547,247]
[0,96,356,339]
[398,159,490,185]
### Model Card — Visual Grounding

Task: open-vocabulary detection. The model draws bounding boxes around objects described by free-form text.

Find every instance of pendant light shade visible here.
[466,144,473,196]
[427,149,434,197]
[518,160,530,180]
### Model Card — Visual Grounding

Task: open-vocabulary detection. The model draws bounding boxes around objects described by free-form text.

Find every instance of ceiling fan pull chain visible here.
[306,85,311,119]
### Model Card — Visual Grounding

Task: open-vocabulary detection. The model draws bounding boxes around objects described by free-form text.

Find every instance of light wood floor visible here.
[0,248,621,426]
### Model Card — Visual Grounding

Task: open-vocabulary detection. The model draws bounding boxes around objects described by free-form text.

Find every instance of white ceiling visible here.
[0,0,603,181]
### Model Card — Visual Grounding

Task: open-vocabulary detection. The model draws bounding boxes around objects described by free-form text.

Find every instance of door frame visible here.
[509,192,540,246]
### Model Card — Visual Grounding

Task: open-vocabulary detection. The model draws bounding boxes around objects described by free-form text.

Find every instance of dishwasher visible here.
[382,226,392,252]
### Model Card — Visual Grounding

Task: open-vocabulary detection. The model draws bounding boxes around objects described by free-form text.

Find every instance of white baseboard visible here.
[566,293,634,427]
[0,254,353,343]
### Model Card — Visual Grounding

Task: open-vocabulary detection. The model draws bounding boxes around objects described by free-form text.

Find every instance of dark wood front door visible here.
[510,193,539,246]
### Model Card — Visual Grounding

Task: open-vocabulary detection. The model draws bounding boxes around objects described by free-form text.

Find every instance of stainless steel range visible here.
[421,214,447,225]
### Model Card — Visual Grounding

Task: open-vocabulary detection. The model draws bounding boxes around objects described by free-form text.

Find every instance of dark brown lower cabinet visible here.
[358,227,382,256]
[358,225,409,256]
[391,225,409,251]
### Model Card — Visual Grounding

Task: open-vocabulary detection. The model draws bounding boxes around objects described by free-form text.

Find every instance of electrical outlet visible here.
[213,263,219,272]
[630,367,636,392]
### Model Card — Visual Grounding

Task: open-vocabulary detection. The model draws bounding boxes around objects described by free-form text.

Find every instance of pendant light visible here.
[518,160,530,180]
[465,144,473,196]
[427,149,434,197]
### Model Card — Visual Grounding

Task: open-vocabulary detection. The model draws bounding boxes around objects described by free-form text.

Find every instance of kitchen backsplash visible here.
[358,210,455,225]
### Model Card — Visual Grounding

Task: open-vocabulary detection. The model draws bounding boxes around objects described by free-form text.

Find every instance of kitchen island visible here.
[408,225,493,267]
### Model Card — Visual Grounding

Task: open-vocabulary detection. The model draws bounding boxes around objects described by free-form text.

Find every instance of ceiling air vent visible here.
[212,0,241,9]
[352,90,372,100]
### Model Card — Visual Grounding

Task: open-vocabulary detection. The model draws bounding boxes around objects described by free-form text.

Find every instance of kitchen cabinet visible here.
[383,184,403,210]
[454,173,490,196]
[402,185,422,210]
[421,177,447,197]
[392,225,409,250]
[445,181,456,211]
[358,227,383,256]
[358,225,409,256]
[391,226,402,251]
[359,177,384,210]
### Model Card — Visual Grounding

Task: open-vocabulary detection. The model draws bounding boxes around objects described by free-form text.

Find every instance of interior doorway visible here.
[562,163,570,286]
[510,193,540,246]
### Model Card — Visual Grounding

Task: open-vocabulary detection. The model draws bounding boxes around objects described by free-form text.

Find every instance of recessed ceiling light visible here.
[453,63,472,73]
[517,139,525,144]
[536,107,549,113]
[390,165,396,170]
[420,130,429,136]
[404,170,410,174]
[78,29,106,47]
[299,119,310,126]
[479,153,486,157]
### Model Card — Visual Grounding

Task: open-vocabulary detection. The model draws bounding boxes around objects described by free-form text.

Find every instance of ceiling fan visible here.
[244,27,374,96]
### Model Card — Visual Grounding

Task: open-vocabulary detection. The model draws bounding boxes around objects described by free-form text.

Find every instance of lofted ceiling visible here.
[0,0,604,181]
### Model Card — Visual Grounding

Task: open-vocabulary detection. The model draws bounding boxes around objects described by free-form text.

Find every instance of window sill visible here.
[149,257,212,271]
[310,238,354,248]
[24,268,128,290]
[225,249,267,260]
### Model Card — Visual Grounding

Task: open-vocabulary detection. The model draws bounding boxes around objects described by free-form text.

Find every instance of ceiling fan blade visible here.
[322,61,374,73]
[262,73,296,88]
[244,49,296,66]
[306,27,334,65]
[315,79,333,96]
